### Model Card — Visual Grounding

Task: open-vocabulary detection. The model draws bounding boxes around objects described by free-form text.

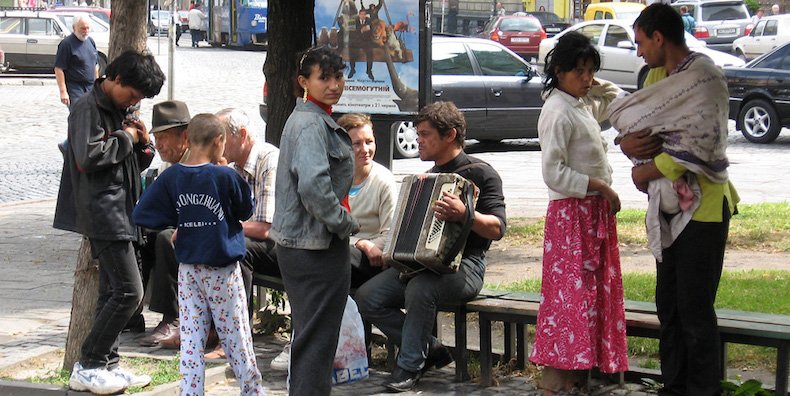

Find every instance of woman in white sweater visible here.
[337,113,398,288]
[529,32,628,396]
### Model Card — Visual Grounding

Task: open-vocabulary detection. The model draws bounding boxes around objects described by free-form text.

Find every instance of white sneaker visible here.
[111,366,152,388]
[270,343,290,371]
[69,362,129,394]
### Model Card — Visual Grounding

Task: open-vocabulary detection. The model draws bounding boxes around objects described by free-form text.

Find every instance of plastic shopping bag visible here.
[332,296,369,385]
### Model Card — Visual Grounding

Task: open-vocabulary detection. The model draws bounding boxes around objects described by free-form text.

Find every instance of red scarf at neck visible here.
[307,96,332,115]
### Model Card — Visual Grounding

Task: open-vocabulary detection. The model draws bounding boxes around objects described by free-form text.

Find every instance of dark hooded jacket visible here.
[54,78,154,241]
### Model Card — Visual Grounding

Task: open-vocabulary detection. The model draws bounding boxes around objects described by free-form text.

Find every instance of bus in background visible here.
[206,0,267,49]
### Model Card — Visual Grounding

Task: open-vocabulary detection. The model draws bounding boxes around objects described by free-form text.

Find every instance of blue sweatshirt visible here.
[133,163,254,267]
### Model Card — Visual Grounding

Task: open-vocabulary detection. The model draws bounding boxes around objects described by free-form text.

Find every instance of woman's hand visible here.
[589,178,621,214]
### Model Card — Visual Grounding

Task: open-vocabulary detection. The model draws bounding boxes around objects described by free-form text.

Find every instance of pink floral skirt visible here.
[529,195,628,373]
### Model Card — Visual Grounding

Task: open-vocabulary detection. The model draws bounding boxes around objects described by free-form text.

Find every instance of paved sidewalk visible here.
[0,199,661,395]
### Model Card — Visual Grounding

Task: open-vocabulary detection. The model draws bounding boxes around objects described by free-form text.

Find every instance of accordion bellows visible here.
[383,173,475,275]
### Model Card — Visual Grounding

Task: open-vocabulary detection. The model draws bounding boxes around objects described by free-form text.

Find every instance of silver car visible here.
[537,19,745,90]
[0,10,109,73]
[671,0,752,52]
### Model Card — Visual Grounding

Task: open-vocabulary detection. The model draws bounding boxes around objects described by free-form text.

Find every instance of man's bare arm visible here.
[54,67,69,106]
[243,221,272,241]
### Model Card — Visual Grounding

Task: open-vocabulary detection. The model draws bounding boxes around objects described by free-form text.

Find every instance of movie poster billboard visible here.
[314,0,421,115]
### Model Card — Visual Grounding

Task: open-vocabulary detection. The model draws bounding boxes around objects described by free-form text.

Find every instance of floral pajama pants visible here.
[178,263,265,395]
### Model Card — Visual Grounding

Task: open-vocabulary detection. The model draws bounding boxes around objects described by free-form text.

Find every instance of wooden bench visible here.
[468,291,790,396]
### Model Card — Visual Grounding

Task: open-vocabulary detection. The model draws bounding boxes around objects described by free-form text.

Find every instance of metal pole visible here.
[157,0,161,55]
[441,0,446,33]
[168,0,175,99]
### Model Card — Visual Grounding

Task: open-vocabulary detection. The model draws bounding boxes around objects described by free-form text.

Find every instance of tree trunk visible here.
[263,0,316,146]
[62,239,99,372]
[62,0,150,374]
[109,0,150,61]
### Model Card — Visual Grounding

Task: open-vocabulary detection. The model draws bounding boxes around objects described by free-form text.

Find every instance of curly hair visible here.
[104,50,165,98]
[415,101,466,148]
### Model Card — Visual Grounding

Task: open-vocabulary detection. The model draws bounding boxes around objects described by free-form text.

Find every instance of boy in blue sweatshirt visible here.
[133,113,264,395]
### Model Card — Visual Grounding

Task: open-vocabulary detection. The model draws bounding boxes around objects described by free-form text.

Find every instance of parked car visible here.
[479,14,546,59]
[50,6,111,25]
[725,41,790,143]
[53,12,110,44]
[0,10,109,73]
[583,2,645,22]
[671,0,752,52]
[732,14,790,60]
[537,20,745,90]
[259,36,544,158]
[149,10,171,36]
[518,11,570,37]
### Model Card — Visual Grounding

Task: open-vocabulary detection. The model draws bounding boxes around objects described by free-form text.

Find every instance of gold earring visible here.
[302,87,308,103]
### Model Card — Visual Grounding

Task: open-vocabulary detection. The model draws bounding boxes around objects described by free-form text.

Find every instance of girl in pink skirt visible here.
[529,31,628,395]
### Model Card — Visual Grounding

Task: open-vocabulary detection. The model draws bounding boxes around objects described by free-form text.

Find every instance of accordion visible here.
[383,173,476,275]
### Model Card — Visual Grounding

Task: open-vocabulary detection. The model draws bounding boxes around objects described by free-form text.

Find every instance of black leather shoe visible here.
[422,343,453,374]
[124,313,145,333]
[384,366,421,393]
[348,70,355,79]
[367,72,375,81]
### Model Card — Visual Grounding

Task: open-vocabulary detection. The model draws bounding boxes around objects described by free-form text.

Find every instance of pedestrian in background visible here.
[529,31,628,396]
[54,13,98,109]
[680,5,696,34]
[751,8,764,24]
[133,113,265,395]
[188,3,207,48]
[270,46,359,395]
[771,3,781,14]
[54,50,165,395]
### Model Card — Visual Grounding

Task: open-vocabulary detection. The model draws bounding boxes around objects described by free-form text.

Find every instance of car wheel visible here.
[392,121,419,159]
[738,99,781,144]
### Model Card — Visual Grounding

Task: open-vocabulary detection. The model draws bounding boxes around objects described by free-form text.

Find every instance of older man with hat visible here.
[136,100,191,347]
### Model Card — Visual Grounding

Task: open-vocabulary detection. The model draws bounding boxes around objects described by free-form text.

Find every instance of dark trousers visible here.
[190,29,201,47]
[240,237,278,319]
[656,205,730,396]
[174,25,182,44]
[277,236,350,395]
[349,246,383,289]
[146,229,179,321]
[81,239,143,369]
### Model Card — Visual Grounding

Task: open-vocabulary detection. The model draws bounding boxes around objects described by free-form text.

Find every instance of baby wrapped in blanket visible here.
[606,52,730,261]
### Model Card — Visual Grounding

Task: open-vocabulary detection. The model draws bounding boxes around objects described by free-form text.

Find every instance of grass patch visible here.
[22,356,184,393]
[504,202,790,252]
[487,270,790,372]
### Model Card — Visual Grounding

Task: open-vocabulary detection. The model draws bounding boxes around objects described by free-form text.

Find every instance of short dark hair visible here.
[542,31,600,96]
[104,51,165,98]
[187,113,225,147]
[415,101,466,148]
[293,46,346,98]
[634,3,685,46]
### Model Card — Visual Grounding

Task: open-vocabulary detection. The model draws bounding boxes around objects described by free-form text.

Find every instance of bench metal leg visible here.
[479,315,493,387]
[776,340,788,396]
[516,323,527,369]
[721,341,728,381]
[504,322,516,363]
[453,308,469,382]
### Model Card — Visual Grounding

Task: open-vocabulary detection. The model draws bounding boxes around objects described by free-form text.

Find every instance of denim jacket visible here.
[271,100,359,250]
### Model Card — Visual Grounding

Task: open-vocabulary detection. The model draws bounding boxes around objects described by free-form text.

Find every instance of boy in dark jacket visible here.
[133,114,264,395]
[53,50,165,395]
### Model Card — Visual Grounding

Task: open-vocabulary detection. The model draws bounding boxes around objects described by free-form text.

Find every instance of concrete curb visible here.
[136,364,228,396]
[0,78,56,86]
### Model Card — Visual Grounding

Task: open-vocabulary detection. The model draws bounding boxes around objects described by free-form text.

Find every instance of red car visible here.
[480,15,546,60]
[50,6,111,25]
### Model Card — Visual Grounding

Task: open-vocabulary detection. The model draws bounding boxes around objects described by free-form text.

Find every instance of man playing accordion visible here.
[355,101,507,392]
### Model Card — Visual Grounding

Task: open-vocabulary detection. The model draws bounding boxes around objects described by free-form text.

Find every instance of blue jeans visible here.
[80,239,143,369]
[355,254,486,372]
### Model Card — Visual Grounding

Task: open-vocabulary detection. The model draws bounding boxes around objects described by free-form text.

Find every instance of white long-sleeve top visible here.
[538,79,622,201]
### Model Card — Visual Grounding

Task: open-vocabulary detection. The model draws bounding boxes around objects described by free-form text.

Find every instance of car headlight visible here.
[251,20,257,27]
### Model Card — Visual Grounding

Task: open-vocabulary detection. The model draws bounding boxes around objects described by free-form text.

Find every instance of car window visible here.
[754,45,789,68]
[498,18,541,32]
[605,11,614,19]
[753,20,766,36]
[700,3,749,21]
[577,24,604,44]
[28,18,58,36]
[603,24,630,47]
[593,10,603,19]
[764,20,778,36]
[0,17,24,34]
[468,42,529,76]
[433,42,474,76]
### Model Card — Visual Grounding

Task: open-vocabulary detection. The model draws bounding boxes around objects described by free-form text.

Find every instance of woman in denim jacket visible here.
[270,46,360,395]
